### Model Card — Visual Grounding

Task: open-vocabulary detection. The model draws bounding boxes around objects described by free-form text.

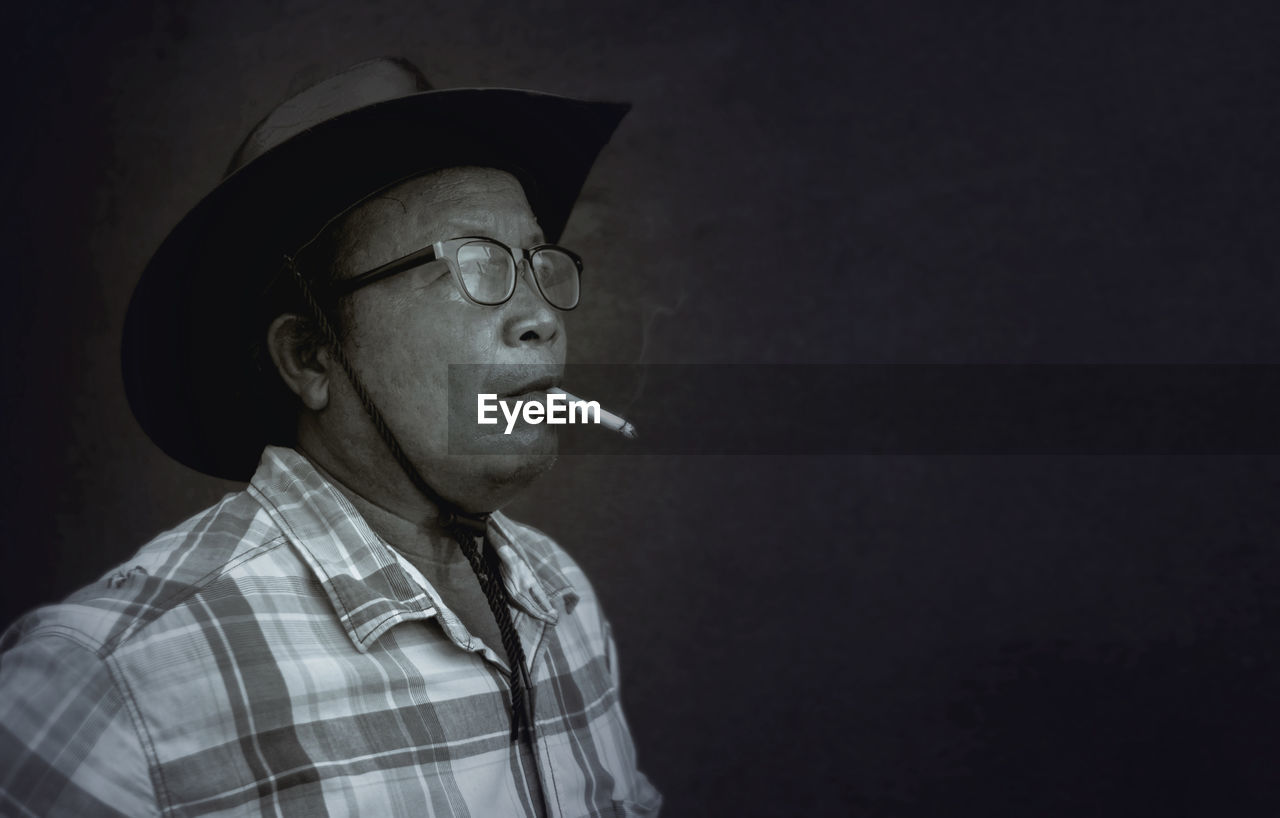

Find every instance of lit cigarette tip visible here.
[550,387,637,440]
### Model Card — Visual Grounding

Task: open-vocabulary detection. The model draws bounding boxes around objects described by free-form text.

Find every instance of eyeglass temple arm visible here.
[323,244,444,298]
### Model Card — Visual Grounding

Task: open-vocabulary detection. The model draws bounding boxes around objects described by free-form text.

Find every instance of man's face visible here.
[325,166,567,511]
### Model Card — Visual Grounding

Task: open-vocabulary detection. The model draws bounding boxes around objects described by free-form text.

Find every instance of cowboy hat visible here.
[121,57,628,481]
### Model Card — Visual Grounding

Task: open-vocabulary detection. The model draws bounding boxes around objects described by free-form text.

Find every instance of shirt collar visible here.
[247,445,577,653]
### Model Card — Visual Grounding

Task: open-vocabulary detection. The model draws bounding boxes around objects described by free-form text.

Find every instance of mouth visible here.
[501,373,562,399]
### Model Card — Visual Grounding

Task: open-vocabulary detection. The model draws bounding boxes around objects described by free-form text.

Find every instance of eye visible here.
[401,259,451,290]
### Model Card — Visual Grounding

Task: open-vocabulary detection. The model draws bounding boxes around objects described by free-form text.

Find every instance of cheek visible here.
[348,298,501,403]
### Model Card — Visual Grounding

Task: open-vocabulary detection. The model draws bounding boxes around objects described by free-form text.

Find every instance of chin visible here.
[485,450,559,490]
[442,451,556,514]
[440,429,560,512]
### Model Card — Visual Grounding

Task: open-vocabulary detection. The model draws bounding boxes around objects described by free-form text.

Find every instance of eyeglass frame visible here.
[320,235,585,311]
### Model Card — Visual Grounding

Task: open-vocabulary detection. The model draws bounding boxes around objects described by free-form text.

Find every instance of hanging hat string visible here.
[456,532,538,740]
[284,255,535,741]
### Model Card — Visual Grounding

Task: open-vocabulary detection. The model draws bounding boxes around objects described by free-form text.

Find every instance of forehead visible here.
[332,167,539,271]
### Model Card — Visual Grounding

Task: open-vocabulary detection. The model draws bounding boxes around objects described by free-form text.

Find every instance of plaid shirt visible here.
[0,446,660,817]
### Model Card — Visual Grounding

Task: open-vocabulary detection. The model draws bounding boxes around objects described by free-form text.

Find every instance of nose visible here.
[501,260,562,346]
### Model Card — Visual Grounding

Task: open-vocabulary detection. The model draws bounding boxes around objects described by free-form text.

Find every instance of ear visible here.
[266,314,332,411]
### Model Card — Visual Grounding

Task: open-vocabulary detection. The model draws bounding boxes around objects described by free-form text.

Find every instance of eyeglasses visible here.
[324,236,584,311]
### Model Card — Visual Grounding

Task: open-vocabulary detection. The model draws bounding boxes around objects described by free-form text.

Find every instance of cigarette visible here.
[549,387,637,439]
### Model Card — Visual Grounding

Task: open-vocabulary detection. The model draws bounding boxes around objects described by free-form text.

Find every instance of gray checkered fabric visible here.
[0,446,660,817]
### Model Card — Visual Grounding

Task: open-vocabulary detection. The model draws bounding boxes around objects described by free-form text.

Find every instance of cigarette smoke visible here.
[622,286,688,415]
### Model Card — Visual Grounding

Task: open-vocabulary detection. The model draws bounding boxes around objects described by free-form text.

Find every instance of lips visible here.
[497,371,563,399]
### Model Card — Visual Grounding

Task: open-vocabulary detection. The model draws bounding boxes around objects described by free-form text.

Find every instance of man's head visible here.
[268,167,567,515]
[121,59,627,483]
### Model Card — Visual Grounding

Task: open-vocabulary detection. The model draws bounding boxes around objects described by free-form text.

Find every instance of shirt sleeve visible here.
[604,623,664,816]
[0,631,160,817]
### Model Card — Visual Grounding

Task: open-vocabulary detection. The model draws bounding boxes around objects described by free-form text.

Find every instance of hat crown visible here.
[227,57,432,175]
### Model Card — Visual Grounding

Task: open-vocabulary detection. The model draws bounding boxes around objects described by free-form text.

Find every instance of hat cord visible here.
[285,256,535,742]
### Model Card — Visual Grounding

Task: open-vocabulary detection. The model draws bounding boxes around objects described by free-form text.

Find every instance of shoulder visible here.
[2,488,289,657]
[0,621,159,815]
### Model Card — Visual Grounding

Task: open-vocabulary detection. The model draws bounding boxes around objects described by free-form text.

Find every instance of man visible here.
[0,57,660,816]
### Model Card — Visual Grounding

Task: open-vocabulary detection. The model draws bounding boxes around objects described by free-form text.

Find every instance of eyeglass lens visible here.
[531,249,580,309]
[455,240,579,309]
[456,243,516,304]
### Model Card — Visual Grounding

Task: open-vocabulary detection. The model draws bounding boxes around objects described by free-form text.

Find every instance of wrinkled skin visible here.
[272,167,567,526]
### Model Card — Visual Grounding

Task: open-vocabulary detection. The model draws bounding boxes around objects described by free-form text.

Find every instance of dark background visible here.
[3,0,1280,814]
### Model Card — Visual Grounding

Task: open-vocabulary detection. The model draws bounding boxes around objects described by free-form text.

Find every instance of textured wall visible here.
[3,1,1280,813]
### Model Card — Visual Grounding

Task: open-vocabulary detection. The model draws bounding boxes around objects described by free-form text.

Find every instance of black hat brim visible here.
[122,88,629,481]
